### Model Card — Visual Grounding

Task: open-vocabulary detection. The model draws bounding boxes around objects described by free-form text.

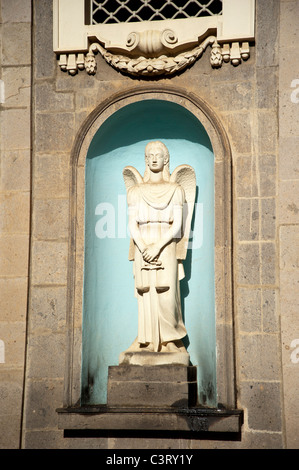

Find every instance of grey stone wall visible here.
[0,0,32,449]
[278,0,299,449]
[1,0,298,449]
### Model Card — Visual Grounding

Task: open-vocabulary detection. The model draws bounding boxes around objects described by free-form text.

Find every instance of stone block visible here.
[262,289,279,333]
[0,234,29,277]
[261,198,276,240]
[256,0,279,67]
[259,155,276,197]
[64,434,108,449]
[34,0,55,79]
[0,322,26,366]
[236,288,261,332]
[235,155,258,198]
[279,136,299,180]
[214,161,225,247]
[278,47,299,92]
[280,0,299,50]
[0,150,31,191]
[32,198,69,240]
[1,66,31,108]
[34,153,69,198]
[280,271,299,332]
[75,110,91,135]
[280,366,299,448]
[239,334,280,381]
[25,379,64,430]
[212,81,253,112]
[94,54,129,82]
[0,370,24,413]
[56,69,95,92]
[1,108,31,150]
[256,66,278,109]
[1,23,31,65]
[27,334,65,379]
[196,429,283,449]
[279,87,299,138]
[31,240,68,285]
[236,431,283,449]
[240,381,282,432]
[75,89,99,111]
[35,82,74,112]
[215,323,235,408]
[0,278,28,322]
[24,430,66,450]
[107,365,197,408]
[35,113,75,153]
[236,243,260,285]
[202,49,254,83]
[214,246,230,323]
[94,80,131,106]
[227,112,252,154]
[280,225,299,270]
[119,349,190,367]
[25,430,108,449]
[236,199,259,241]
[0,415,21,449]
[278,180,299,225]
[261,242,276,285]
[30,286,67,332]
[0,191,30,234]
[110,436,190,450]
[1,0,31,23]
[258,111,278,154]
[109,364,196,382]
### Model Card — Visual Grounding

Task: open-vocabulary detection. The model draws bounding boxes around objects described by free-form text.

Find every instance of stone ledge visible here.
[57,406,243,434]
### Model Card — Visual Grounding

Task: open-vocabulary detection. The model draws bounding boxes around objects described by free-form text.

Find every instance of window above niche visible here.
[90,0,223,24]
[53,0,255,77]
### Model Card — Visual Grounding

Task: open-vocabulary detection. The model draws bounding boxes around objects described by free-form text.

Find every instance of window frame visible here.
[53,0,255,76]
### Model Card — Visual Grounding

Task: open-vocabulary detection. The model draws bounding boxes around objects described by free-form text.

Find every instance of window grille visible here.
[91,0,222,25]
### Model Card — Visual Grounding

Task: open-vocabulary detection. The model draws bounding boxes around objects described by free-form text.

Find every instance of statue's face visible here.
[146,144,166,173]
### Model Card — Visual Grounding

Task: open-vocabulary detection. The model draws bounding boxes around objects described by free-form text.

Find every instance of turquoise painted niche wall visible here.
[81,100,216,406]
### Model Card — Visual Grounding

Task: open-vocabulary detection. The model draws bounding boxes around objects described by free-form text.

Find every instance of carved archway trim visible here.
[65,86,235,410]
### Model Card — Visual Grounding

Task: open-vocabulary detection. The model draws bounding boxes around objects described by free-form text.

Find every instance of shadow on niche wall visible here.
[87,100,213,157]
[81,99,216,407]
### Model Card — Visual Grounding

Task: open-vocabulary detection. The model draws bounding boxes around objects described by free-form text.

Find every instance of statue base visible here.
[107,364,197,408]
[118,338,190,366]
[119,350,190,366]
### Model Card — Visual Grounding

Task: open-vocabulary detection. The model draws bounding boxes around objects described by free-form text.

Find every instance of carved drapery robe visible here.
[127,181,187,351]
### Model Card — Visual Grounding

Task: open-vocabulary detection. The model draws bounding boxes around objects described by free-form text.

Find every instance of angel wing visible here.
[123,166,143,261]
[123,166,143,191]
[170,164,196,260]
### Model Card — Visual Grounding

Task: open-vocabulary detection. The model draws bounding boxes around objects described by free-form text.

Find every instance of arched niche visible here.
[65,87,235,410]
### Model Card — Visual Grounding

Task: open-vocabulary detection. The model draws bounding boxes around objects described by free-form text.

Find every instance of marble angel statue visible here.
[122,141,196,357]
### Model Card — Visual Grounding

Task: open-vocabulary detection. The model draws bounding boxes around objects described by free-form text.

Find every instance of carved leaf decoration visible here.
[152,59,166,70]
[85,36,216,77]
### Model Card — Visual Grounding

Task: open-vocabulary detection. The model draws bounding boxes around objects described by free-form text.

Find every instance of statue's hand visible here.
[142,243,161,263]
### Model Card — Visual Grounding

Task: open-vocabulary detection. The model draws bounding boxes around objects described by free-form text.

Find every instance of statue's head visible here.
[144,141,170,182]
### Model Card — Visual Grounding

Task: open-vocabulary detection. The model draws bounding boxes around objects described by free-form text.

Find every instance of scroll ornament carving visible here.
[86,36,216,77]
[59,29,250,77]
